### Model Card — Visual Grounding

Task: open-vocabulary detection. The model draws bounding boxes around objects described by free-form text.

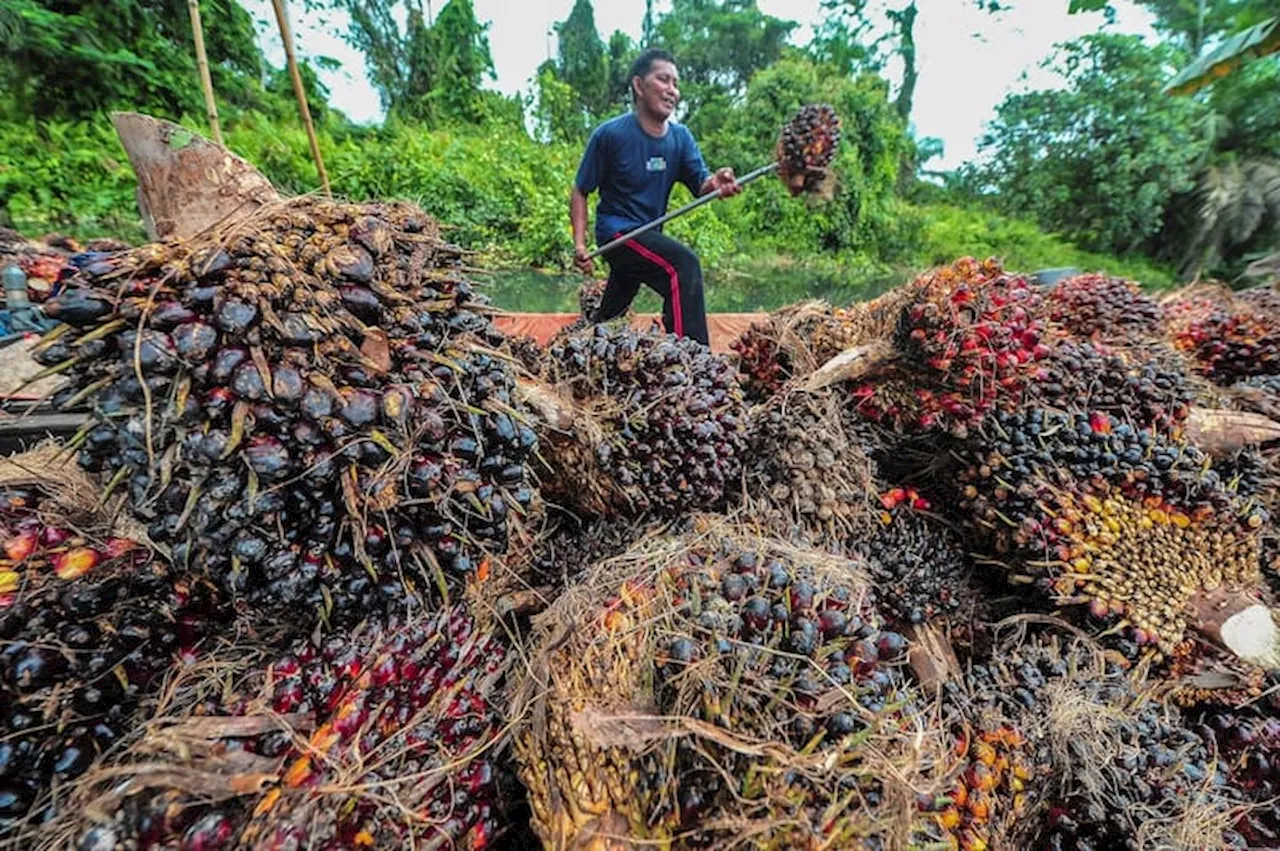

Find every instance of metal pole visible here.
[587,162,778,260]
[188,0,223,146]
[270,0,331,196]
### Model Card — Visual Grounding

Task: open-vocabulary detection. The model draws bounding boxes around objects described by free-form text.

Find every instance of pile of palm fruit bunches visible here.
[5,134,1280,851]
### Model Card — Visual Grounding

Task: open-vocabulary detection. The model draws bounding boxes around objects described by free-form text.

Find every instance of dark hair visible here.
[628,48,676,96]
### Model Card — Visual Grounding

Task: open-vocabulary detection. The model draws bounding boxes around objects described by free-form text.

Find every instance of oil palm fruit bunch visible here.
[521,510,647,589]
[856,497,970,627]
[557,278,630,340]
[1026,341,1194,438]
[732,293,911,404]
[239,603,512,850]
[1165,284,1280,383]
[1194,708,1280,846]
[776,103,842,196]
[34,198,540,624]
[514,522,942,850]
[731,301,838,402]
[1041,273,1162,344]
[918,720,1043,851]
[941,634,1244,851]
[948,407,1266,652]
[68,602,512,850]
[850,257,1054,438]
[742,385,877,543]
[578,278,608,321]
[0,486,223,831]
[539,325,748,518]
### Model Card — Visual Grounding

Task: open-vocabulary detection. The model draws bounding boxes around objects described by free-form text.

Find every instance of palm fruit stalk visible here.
[513,519,947,850]
[65,602,513,850]
[776,103,842,196]
[856,495,970,628]
[1164,284,1280,383]
[34,198,541,626]
[532,325,748,518]
[848,257,1054,438]
[742,384,878,543]
[947,406,1267,653]
[942,633,1247,851]
[1041,273,1163,344]
[0,485,223,832]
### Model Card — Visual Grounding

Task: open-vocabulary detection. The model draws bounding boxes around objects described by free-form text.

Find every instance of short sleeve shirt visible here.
[574,112,712,245]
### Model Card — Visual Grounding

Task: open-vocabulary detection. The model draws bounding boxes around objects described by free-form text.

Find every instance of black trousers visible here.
[593,230,708,346]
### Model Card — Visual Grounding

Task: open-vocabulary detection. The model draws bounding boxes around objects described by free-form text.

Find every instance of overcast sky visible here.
[243,0,1158,170]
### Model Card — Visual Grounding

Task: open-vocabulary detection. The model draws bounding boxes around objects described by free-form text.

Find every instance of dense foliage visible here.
[970,34,1208,255]
[981,0,1280,280]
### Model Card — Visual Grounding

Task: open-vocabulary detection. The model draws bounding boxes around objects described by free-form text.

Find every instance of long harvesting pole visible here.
[270,0,331,196]
[586,162,778,260]
[187,0,223,146]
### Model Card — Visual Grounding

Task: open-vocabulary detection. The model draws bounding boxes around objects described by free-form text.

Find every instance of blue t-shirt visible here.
[574,113,712,245]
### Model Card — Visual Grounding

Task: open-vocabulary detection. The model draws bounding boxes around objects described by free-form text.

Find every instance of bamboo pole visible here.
[270,0,331,196]
[187,0,223,147]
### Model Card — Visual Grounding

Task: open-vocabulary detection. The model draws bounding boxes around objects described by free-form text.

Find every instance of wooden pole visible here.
[270,0,331,196]
[187,0,223,147]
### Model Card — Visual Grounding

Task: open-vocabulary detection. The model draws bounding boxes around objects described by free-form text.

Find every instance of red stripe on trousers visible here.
[623,238,684,338]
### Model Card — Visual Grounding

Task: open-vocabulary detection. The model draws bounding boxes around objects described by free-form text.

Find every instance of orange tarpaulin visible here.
[492,312,766,353]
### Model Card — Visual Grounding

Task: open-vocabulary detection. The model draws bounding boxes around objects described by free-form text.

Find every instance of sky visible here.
[243,0,1159,171]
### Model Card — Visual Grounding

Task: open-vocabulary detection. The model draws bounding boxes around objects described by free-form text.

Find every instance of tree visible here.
[651,0,796,136]
[971,34,1208,255]
[555,0,609,117]
[606,30,636,110]
[819,1,1007,124]
[1120,0,1280,278]
[533,60,591,142]
[0,0,265,120]
[343,0,499,124]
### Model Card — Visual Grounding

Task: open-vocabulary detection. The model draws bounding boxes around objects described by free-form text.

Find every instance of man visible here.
[571,48,741,347]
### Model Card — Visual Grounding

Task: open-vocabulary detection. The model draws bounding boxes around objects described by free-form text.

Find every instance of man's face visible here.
[635,60,680,120]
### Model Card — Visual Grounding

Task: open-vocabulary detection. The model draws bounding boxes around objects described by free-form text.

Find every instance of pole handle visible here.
[586,161,778,260]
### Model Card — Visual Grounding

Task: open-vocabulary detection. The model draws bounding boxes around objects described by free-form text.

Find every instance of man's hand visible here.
[709,166,742,198]
[574,243,594,275]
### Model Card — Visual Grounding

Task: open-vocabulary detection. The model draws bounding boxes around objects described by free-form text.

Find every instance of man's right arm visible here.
[571,187,592,274]
[571,126,605,274]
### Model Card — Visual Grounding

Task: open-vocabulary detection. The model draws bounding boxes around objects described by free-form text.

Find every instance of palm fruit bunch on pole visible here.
[847,257,1054,438]
[741,384,879,543]
[946,406,1266,654]
[62,602,513,850]
[1164,283,1280,383]
[0,483,224,832]
[513,520,946,850]
[533,324,748,518]
[1040,273,1163,344]
[32,198,541,626]
[855,495,971,628]
[776,103,842,196]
